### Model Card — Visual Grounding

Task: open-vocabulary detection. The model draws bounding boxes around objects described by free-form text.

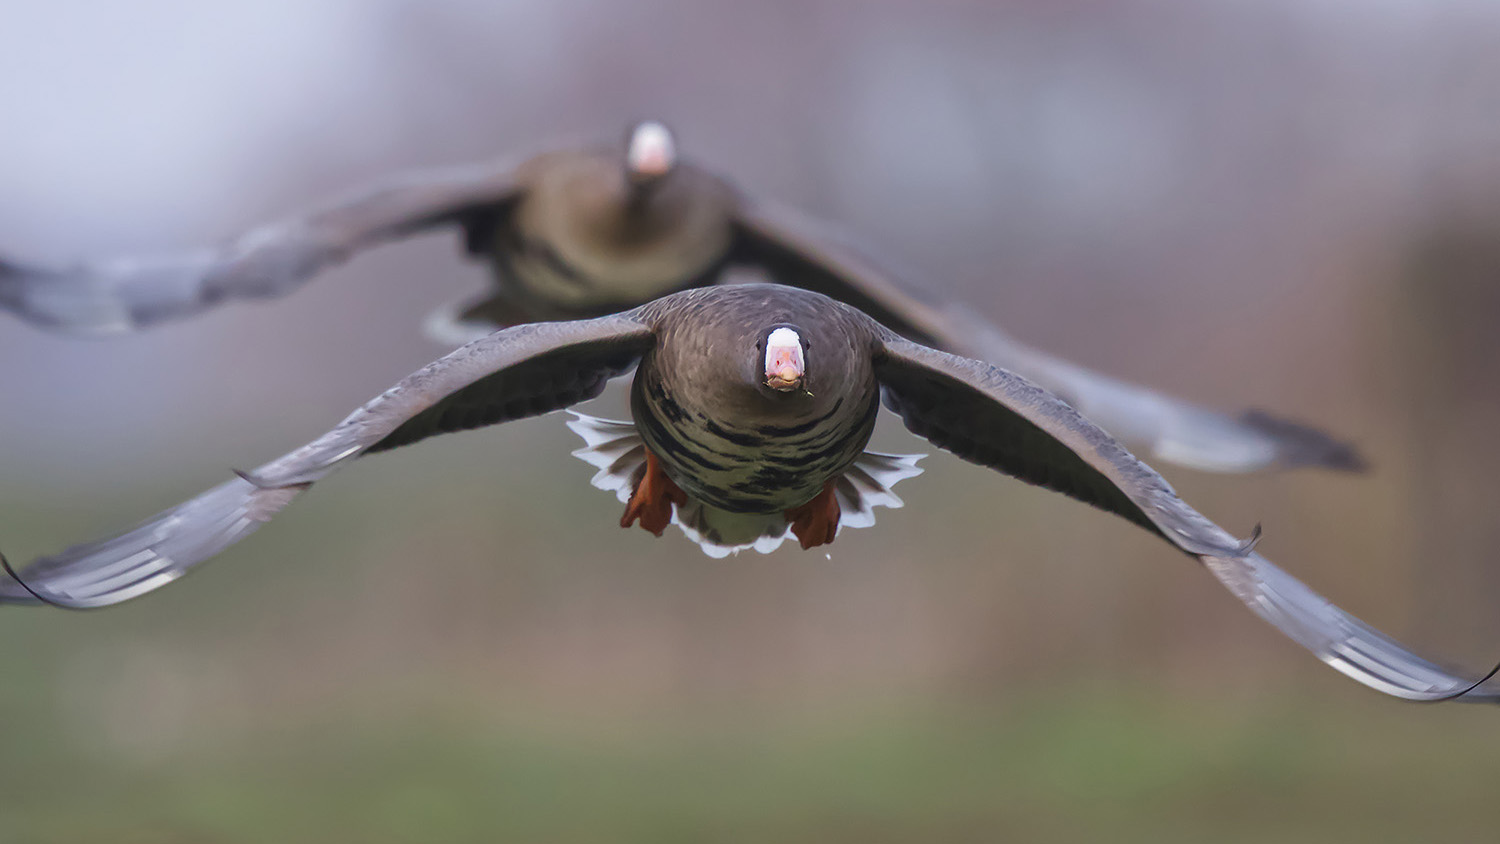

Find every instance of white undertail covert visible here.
[566,412,924,557]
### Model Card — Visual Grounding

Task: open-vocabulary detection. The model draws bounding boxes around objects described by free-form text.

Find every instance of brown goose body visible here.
[629,286,879,513]
[462,144,740,322]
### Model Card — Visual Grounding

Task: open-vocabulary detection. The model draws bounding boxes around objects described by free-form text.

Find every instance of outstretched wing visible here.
[0,313,654,608]
[0,159,525,334]
[874,334,1498,703]
[731,200,1362,474]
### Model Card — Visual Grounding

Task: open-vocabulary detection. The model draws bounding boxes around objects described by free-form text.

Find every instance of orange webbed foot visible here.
[786,480,840,550]
[621,450,688,537]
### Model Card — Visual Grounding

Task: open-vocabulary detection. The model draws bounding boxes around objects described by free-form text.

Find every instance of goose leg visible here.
[620,449,687,536]
[786,480,840,549]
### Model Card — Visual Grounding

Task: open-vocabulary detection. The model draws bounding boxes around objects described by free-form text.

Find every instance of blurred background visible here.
[4,1,1500,841]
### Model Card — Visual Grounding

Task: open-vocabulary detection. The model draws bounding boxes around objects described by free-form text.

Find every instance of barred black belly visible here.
[631,378,880,514]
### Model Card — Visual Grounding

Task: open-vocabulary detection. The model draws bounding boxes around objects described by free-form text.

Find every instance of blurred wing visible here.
[0,313,654,608]
[730,201,955,349]
[874,335,1499,703]
[731,200,1362,474]
[0,159,524,334]
[938,314,1366,474]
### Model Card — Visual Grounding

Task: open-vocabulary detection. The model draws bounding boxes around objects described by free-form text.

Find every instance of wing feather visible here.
[1,158,524,333]
[875,335,1498,703]
[0,313,654,608]
[733,201,1362,473]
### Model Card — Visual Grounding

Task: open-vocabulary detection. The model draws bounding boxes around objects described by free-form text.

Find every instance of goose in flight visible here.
[0,122,1361,475]
[0,284,1487,704]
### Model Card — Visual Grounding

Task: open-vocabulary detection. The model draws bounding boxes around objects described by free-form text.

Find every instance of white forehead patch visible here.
[764,327,804,373]
[627,121,676,177]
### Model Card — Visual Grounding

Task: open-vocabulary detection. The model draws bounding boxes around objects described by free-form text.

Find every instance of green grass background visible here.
[3,422,1497,843]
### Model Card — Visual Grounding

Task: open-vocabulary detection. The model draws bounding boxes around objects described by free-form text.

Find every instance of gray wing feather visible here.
[733,200,1362,474]
[0,479,303,608]
[875,336,1238,551]
[875,335,1498,703]
[0,158,523,334]
[0,313,654,608]
[1202,553,1500,701]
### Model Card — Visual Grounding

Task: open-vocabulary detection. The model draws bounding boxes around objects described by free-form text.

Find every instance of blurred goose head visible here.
[625,120,677,186]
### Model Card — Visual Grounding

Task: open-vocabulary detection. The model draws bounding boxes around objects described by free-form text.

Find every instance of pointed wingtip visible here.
[1421,658,1500,704]
[1239,409,1369,473]
[1201,551,1500,704]
[0,254,43,278]
[1,549,77,609]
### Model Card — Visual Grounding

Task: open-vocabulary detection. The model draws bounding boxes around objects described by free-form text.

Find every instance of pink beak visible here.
[764,330,805,391]
[627,122,676,180]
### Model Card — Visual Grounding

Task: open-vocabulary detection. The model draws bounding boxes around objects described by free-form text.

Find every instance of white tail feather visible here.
[564,413,645,503]
[566,413,924,557]
[834,452,925,529]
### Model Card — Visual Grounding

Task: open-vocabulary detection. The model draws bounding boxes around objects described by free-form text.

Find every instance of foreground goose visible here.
[0,123,1359,475]
[0,284,1492,703]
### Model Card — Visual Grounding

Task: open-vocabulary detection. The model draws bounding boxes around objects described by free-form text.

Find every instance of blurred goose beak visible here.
[764,327,805,391]
[626,121,677,184]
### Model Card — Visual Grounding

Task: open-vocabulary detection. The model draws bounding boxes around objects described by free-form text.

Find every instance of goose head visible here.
[624,121,677,190]
[762,326,806,392]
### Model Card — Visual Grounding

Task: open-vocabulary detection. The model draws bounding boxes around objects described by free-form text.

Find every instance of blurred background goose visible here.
[0,283,1489,706]
[0,122,1360,475]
